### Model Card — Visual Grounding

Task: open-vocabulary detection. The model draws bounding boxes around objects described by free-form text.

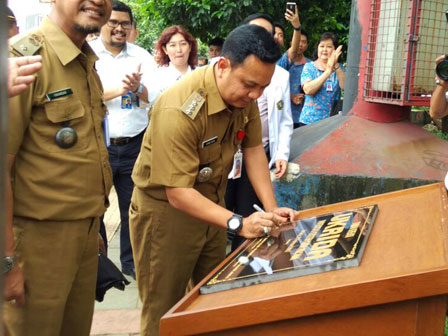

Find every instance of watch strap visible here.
[294,24,302,31]
[4,255,18,274]
[136,83,144,95]
[226,214,243,241]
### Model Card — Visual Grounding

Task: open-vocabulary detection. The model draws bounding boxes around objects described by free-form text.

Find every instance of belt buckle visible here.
[111,137,130,146]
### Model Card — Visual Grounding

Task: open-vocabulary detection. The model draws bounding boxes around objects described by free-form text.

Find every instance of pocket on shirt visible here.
[36,96,88,153]
[198,142,221,165]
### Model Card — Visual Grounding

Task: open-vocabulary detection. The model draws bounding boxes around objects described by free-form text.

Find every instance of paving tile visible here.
[95,286,139,311]
[107,246,120,261]
[90,309,140,335]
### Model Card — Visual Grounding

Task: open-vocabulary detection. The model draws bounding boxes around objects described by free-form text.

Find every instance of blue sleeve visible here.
[301,63,314,84]
[277,52,291,71]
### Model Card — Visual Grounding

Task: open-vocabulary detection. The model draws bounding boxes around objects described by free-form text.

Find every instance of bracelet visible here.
[294,24,301,31]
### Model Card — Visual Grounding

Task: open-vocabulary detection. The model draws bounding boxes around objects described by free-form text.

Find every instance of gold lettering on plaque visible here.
[303,213,352,261]
[304,248,332,260]
[290,220,326,261]
[345,221,361,238]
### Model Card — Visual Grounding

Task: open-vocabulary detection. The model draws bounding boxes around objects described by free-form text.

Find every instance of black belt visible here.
[110,129,145,146]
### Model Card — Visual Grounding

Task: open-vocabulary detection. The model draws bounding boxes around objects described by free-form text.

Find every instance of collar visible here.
[204,64,227,115]
[41,17,97,66]
[92,37,138,58]
[296,54,308,65]
[168,62,192,77]
[313,60,327,71]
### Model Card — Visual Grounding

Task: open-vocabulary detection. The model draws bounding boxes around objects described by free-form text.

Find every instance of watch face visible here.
[4,256,17,273]
[228,217,241,230]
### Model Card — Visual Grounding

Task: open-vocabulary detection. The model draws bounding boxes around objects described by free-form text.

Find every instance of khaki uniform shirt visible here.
[8,18,112,221]
[132,65,261,204]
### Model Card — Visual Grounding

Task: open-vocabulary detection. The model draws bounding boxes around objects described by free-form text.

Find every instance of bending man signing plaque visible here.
[130,24,297,335]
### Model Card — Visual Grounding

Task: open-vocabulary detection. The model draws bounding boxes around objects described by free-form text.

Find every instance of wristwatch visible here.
[4,255,17,274]
[226,214,243,240]
[294,24,302,31]
[135,83,144,95]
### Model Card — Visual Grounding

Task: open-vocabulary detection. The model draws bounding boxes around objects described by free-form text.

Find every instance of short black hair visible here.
[208,37,224,47]
[112,1,133,23]
[221,24,281,67]
[313,32,338,60]
[7,7,16,27]
[274,23,285,35]
[242,13,275,34]
[300,30,309,41]
[318,32,338,47]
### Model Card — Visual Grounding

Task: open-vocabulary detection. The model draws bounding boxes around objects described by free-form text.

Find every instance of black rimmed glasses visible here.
[107,20,132,30]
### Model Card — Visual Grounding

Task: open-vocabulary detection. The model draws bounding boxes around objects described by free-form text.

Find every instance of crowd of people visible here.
[3,1,351,335]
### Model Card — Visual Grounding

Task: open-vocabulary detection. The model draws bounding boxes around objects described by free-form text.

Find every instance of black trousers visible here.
[101,130,144,271]
[225,146,270,251]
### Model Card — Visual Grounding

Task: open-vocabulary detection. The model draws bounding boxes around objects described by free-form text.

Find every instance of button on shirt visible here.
[90,38,157,138]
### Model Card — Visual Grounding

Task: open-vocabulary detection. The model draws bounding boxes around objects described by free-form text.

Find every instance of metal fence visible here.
[363,0,448,106]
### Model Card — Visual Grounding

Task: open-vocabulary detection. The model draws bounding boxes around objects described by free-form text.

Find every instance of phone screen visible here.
[286,2,296,13]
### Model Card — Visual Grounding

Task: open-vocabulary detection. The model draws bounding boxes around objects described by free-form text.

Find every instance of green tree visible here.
[122,0,165,51]
[134,0,351,59]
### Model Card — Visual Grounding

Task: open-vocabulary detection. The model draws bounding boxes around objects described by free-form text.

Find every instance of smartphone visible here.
[286,2,296,13]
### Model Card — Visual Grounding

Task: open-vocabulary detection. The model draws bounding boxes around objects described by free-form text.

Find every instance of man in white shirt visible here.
[90,0,156,278]
[226,13,294,250]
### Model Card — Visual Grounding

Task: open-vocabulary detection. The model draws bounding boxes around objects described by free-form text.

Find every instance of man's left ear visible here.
[216,57,231,75]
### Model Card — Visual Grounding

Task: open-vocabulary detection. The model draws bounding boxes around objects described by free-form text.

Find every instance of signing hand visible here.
[273,207,298,223]
[240,211,288,239]
[8,55,42,97]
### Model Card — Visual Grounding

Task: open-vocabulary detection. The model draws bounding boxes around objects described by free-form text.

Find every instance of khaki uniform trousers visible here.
[129,187,226,336]
[4,217,99,336]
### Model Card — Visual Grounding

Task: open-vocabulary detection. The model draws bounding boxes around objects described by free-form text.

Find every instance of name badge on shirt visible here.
[202,136,218,148]
[326,82,333,92]
[121,92,133,109]
[231,149,243,179]
[46,88,73,101]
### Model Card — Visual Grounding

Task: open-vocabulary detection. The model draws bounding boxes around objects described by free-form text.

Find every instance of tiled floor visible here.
[90,188,141,336]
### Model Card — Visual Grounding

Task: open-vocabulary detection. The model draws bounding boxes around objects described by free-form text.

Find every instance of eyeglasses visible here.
[107,20,132,30]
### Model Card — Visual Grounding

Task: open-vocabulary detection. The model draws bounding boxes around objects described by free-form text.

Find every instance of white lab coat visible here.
[257,65,294,168]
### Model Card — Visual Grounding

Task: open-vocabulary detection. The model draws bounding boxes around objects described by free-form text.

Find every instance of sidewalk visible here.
[90,188,141,336]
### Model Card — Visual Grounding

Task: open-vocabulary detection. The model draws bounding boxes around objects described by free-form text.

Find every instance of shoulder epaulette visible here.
[180,89,206,120]
[10,33,43,57]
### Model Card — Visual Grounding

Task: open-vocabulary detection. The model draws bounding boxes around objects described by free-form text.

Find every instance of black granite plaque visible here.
[201,205,379,294]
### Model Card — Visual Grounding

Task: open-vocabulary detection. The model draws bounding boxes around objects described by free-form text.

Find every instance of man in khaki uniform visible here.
[130,24,297,335]
[4,1,113,335]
